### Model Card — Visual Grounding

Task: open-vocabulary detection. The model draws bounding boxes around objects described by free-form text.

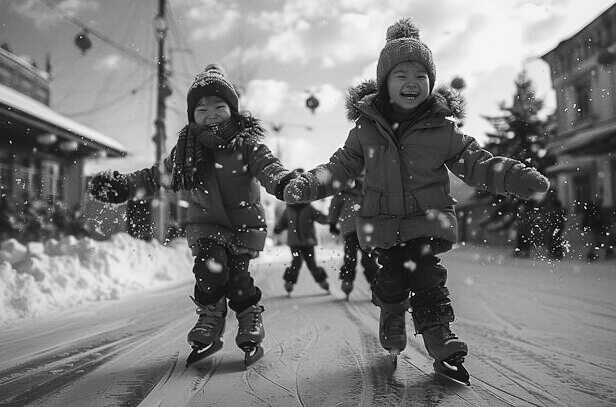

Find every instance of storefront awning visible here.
[548,120,616,156]
[0,82,126,157]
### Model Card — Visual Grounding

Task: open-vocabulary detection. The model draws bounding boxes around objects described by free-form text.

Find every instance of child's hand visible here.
[88,170,129,203]
[505,165,550,200]
[329,223,341,236]
[274,169,303,201]
[283,175,312,204]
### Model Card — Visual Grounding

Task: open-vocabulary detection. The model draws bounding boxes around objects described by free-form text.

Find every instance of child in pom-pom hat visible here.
[282,18,549,382]
[88,63,295,365]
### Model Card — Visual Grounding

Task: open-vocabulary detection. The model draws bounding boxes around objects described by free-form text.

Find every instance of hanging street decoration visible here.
[305,94,319,114]
[75,30,92,54]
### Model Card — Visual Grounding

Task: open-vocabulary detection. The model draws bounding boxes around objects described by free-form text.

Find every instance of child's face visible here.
[386,61,430,110]
[193,96,231,126]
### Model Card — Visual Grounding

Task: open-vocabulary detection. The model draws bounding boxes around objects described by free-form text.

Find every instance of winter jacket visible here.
[125,119,288,251]
[274,204,329,247]
[328,179,362,235]
[295,80,527,252]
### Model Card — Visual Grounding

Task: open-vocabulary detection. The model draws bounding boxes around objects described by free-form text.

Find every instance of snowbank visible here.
[0,233,193,325]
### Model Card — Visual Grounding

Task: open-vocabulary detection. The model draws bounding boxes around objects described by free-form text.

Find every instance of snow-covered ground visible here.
[0,234,194,324]
[0,234,615,406]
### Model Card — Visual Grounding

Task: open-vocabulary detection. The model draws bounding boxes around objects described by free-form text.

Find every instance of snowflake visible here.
[206,259,224,273]
[363,223,374,234]
[404,260,416,272]
[215,163,224,169]
[353,204,361,211]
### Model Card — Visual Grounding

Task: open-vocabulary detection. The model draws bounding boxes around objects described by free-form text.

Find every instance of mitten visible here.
[329,223,341,235]
[505,165,550,200]
[274,169,303,201]
[283,174,313,204]
[88,170,129,203]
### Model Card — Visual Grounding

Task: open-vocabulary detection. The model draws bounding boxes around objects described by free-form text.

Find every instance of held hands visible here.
[88,170,129,203]
[505,165,550,200]
[329,223,341,236]
[283,174,313,204]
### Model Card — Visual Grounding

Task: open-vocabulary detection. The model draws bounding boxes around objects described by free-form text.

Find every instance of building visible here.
[541,3,616,257]
[0,46,126,218]
[541,4,616,211]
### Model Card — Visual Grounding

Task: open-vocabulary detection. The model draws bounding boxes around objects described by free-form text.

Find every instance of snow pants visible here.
[283,245,328,284]
[191,238,261,313]
[339,231,378,283]
[371,238,456,331]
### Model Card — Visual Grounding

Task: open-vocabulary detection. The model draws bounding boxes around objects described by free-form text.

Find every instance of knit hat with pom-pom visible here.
[376,18,435,92]
[186,63,239,122]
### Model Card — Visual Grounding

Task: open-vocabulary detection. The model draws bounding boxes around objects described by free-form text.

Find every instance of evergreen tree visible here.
[475,71,556,244]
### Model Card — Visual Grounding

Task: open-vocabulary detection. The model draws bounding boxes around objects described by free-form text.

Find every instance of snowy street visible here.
[0,242,614,406]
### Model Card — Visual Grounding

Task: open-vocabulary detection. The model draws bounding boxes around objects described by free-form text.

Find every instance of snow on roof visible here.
[0,82,126,154]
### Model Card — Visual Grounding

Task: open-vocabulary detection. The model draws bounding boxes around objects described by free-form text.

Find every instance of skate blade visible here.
[388,349,400,368]
[240,343,264,367]
[186,339,223,366]
[434,360,470,386]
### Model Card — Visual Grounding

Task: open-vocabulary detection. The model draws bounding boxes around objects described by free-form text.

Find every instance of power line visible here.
[37,0,155,68]
[60,73,156,117]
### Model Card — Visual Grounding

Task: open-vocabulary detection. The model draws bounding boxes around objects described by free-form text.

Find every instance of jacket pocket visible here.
[358,188,381,217]
[412,183,457,212]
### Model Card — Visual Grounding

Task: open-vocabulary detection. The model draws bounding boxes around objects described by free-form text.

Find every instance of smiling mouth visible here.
[400,90,420,100]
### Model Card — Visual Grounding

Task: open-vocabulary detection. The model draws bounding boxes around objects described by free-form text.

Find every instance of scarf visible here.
[170,118,242,191]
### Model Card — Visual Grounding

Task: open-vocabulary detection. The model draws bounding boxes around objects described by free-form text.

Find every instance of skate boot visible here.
[372,294,409,367]
[341,281,353,300]
[284,281,294,296]
[411,299,470,385]
[318,279,330,293]
[186,296,227,366]
[236,304,265,367]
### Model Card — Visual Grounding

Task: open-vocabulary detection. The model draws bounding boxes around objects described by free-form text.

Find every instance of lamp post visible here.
[152,0,171,241]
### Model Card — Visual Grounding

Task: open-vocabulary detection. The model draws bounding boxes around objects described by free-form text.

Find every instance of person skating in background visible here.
[282,18,549,384]
[273,169,331,296]
[88,64,294,366]
[328,173,379,300]
[582,197,614,261]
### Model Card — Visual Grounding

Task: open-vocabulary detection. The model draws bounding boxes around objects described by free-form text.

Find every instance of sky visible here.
[0,0,614,174]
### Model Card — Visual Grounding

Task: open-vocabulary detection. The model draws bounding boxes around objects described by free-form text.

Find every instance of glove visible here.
[505,165,550,200]
[274,169,303,201]
[283,174,313,204]
[88,170,129,203]
[329,223,340,235]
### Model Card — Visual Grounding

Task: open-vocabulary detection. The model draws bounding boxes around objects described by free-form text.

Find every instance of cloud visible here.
[241,79,291,116]
[11,0,98,29]
[186,0,241,41]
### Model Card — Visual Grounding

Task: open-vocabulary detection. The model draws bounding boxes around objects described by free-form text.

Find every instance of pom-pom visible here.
[203,63,226,77]
[385,18,421,42]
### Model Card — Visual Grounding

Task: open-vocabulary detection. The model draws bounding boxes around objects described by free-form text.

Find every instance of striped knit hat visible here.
[187,63,239,123]
[376,18,435,92]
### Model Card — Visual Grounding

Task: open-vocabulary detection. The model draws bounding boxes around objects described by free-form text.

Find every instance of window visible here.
[574,76,592,119]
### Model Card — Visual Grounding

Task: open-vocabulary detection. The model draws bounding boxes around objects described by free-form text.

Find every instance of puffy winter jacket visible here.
[298,81,525,252]
[328,180,362,235]
[125,119,288,251]
[274,204,329,247]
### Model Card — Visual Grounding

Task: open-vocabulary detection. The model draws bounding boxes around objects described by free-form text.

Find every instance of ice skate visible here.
[422,324,469,385]
[284,281,294,296]
[373,295,408,367]
[186,297,227,366]
[318,279,330,293]
[236,305,265,367]
[411,300,470,385]
[341,281,353,300]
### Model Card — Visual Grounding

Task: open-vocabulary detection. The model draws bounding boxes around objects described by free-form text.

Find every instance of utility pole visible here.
[153,0,170,241]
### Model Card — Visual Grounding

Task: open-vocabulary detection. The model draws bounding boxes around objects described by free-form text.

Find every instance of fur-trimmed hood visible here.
[345,79,465,122]
[228,113,267,147]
